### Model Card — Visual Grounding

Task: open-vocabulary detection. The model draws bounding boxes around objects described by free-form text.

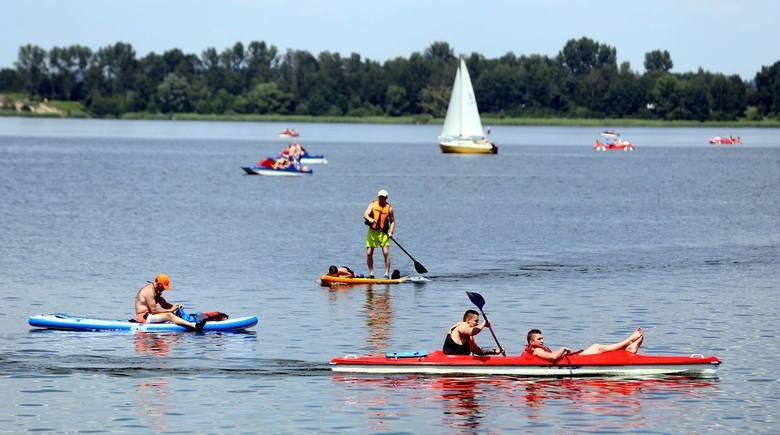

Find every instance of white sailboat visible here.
[438,58,497,154]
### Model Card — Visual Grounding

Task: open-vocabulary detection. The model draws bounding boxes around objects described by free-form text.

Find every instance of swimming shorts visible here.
[135,311,149,323]
[366,228,390,248]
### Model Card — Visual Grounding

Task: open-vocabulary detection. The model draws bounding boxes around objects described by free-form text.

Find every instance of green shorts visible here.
[366,228,390,248]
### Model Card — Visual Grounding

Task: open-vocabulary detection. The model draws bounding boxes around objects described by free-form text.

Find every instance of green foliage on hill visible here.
[2,39,780,123]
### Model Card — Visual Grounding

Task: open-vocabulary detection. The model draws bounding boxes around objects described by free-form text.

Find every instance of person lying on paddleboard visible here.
[525,327,644,361]
[326,266,401,279]
[327,265,363,278]
[134,273,206,331]
[442,309,503,356]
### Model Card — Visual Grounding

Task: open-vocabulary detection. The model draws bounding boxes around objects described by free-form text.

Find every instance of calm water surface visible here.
[1,118,778,433]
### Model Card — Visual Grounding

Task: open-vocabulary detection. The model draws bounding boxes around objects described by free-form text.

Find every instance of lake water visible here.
[1,118,778,433]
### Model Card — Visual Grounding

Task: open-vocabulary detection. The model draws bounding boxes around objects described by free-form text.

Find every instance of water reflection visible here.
[333,375,720,432]
[437,377,484,430]
[134,378,172,432]
[134,332,180,357]
[364,287,392,353]
[325,284,394,353]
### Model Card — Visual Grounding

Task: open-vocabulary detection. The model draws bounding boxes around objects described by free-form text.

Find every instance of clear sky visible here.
[4,0,779,80]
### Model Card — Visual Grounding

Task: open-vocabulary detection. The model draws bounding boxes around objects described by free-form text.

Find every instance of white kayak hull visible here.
[330,362,719,377]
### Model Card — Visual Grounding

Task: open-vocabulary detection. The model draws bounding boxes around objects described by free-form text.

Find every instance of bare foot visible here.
[629,327,643,342]
[627,334,644,354]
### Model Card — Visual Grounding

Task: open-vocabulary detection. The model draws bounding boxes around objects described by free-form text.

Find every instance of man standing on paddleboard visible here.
[134,273,206,331]
[363,189,395,278]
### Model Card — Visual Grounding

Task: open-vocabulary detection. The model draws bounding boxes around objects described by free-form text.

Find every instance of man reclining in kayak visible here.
[134,273,206,331]
[525,327,643,361]
[442,309,503,355]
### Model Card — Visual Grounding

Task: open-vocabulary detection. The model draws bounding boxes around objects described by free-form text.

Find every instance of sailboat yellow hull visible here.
[439,141,498,154]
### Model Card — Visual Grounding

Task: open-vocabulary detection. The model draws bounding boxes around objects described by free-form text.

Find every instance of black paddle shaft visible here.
[364,219,427,274]
[466,291,506,356]
[389,236,428,274]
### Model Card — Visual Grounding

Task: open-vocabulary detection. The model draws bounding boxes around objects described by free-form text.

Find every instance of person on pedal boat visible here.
[134,273,206,331]
[525,327,644,361]
[442,309,503,355]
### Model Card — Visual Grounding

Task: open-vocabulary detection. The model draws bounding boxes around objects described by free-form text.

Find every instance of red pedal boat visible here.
[279,128,300,138]
[593,130,635,151]
[330,350,721,378]
[709,136,742,145]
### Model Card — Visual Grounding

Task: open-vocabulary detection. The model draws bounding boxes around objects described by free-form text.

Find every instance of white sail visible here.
[440,58,485,139]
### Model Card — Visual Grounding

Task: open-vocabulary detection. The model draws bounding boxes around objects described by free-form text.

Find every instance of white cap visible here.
[377,189,388,198]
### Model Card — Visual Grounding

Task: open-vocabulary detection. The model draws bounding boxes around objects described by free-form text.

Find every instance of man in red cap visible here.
[363,189,395,278]
[134,273,206,331]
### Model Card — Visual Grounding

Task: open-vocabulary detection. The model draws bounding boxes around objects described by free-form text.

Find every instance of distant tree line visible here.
[2,38,780,121]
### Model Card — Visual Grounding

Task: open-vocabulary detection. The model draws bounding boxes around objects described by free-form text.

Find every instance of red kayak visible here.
[330,350,721,378]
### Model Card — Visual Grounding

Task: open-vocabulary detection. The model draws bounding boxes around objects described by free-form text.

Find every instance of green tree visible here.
[519,55,568,114]
[0,68,20,92]
[15,44,48,97]
[94,42,137,95]
[679,75,710,121]
[87,93,122,117]
[278,49,319,107]
[709,74,747,120]
[644,50,673,73]
[753,61,780,116]
[385,84,408,115]
[601,63,645,117]
[424,41,457,89]
[475,62,523,114]
[245,40,279,87]
[557,37,616,76]
[220,42,248,94]
[246,82,293,114]
[418,85,449,117]
[651,74,681,119]
[156,73,192,113]
[133,52,166,109]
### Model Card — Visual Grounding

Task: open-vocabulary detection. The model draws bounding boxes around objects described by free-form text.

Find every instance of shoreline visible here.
[2,110,779,128]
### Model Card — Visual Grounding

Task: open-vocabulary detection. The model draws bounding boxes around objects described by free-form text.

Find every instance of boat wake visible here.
[1,352,332,378]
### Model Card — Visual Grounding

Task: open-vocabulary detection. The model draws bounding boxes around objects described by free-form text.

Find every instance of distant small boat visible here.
[438,58,497,154]
[709,136,742,145]
[242,158,312,176]
[279,128,300,138]
[275,151,327,165]
[594,130,635,151]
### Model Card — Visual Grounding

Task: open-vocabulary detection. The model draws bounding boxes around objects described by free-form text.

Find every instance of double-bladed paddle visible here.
[465,291,506,356]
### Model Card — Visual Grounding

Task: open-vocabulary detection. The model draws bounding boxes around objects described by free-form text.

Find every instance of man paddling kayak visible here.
[442,309,503,356]
[525,327,644,361]
[134,274,206,331]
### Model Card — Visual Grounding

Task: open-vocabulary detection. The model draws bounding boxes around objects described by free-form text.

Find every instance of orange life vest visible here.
[368,200,393,233]
[524,344,552,356]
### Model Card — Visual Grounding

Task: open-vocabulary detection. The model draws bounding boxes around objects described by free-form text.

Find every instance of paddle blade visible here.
[465,291,485,309]
[413,260,428,274]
